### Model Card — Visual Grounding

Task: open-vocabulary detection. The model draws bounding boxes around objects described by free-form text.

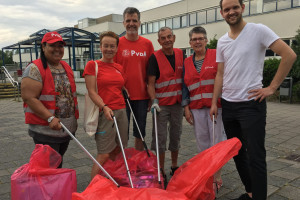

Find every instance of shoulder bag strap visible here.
[94,61,98,92]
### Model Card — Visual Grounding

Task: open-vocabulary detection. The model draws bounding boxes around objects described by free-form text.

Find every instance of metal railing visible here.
[0,66,20,101]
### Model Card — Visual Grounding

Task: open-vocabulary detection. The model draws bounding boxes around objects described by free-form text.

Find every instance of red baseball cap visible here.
[41,31,66,45]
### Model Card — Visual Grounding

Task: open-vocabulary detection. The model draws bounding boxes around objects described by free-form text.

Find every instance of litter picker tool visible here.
[212,115,219,194]
[59,122,119,187]
[122,90,150,157]
[212,114,215,146]
[153,108,161,184]
[112,115,134,188]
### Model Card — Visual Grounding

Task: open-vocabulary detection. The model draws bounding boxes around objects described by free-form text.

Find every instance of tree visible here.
[206,35,218,49]
[289,26,300,83]
[0,50,14,66]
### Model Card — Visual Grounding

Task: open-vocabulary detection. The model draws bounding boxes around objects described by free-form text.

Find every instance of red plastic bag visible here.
[72,175,188,200]
[167,138,242,200]
[100,148,164,189]
[11,144,77,200]
[72,138,241,200]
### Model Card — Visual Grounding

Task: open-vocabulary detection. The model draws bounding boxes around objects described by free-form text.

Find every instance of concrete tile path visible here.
[0,96,299,199]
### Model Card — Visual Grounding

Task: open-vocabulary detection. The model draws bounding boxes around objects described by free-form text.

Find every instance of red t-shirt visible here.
[83,60,125,110]
[114,36,154,100]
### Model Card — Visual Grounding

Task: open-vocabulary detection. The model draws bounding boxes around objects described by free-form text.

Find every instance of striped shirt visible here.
[194,59,204,73]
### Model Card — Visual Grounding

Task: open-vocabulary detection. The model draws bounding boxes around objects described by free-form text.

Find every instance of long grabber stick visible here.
[213,114,215,146]
[60,122,119,187]
[112,115,134,188]
[122,90,150,157]
[153,108,161,184]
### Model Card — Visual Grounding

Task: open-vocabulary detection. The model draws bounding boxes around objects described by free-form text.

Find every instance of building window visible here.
[159,20,166,28]
[243,1,250,16]
[278,0,292,10]
[173,16,180,29]
[265,49,275,57]
[153,21,159,32]
[283,39,290,46]
[166,18,172,28]
[138,27,141,35]
[263,0,277,12]
[207,8,216,23]
[190,48,194,55]
[141,24,146,34]
[181,15,187,27]
[294,0,300,7]
[147,23,153,33]
[189,13,197,25]
[197,11,206,24]
[216,8,223,20]
[250,0,263,15]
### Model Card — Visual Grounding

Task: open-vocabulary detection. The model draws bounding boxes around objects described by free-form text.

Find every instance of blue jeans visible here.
[221,98,267,200]
[126,99,149,138]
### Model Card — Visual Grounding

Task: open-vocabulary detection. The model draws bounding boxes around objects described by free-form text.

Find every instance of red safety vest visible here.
[184,49,221,109]
[24,59,79,125]
[154,48,183,106]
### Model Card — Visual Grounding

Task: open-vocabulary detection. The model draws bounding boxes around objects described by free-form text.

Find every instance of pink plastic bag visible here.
[73,138,241,200]
[11,144,77,200]
[100,148,164,189]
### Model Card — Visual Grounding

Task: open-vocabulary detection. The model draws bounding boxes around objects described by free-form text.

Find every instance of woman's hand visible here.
[49,117,62,130]
[103,106,114,121]
[184,106,194,125]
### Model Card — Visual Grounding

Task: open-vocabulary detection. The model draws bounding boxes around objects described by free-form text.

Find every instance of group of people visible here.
[21,0,296,200]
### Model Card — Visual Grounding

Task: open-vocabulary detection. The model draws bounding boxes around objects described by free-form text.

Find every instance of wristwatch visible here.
[47,116,55,123]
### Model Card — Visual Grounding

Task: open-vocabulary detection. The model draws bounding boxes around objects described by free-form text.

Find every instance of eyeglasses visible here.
[190,37,206,42]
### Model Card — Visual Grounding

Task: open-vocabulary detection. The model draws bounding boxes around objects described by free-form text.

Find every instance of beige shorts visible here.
[95,108,128,154]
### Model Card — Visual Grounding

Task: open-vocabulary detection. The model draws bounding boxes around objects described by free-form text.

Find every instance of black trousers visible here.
[126,99,149,139]
[33,138,70,168]
[221,98,267,200]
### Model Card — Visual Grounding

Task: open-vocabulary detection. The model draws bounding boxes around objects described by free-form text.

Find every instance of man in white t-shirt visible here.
[210,0,296,199]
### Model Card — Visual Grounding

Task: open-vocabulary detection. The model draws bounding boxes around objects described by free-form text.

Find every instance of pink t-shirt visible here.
[83,60,125,110]
[114,36,154,100]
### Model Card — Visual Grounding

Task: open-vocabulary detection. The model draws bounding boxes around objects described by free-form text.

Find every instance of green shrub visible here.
[290,27,300,83]
[292,81,300,101]
[206,35,218,49]
[263,58,280,88]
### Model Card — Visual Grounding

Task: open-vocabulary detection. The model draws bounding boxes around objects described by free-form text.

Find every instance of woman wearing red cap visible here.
[21,31,79,168]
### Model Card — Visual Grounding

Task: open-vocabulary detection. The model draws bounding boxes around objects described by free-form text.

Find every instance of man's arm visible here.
[210,62,224,120]
[248,39,297,101]
[147,76,156,101]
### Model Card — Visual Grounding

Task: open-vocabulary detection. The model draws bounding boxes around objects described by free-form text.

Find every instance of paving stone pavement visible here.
[0,96,299,200]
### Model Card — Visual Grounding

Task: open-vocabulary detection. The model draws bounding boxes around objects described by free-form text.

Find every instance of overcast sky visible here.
[0,0,180,49]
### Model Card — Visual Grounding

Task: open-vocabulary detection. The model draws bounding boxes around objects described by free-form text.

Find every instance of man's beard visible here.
[225,13,242,26]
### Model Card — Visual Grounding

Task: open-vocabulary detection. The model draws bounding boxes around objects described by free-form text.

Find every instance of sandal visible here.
[170,166,179,176]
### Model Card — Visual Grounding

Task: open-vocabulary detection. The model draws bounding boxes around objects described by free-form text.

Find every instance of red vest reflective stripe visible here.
[24,59,79,125]
[184,49,221,109]
[154,48,183,106]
